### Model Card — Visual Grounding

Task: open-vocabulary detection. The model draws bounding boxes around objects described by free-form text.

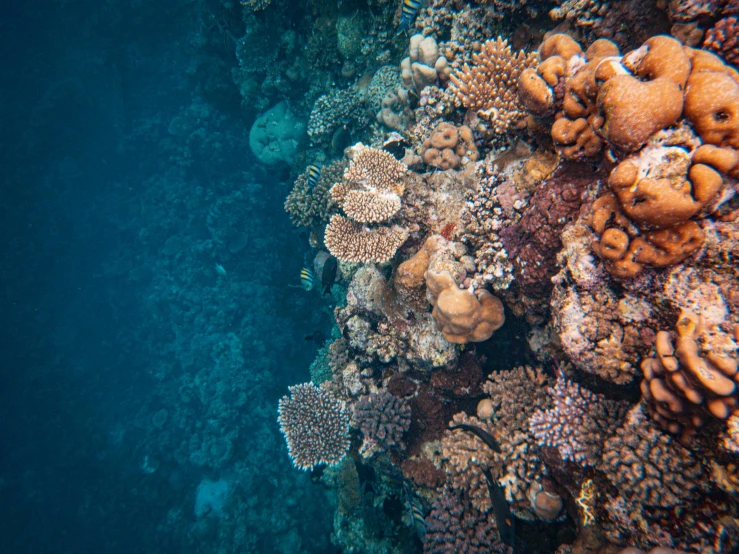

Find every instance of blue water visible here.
[0,1,334,551]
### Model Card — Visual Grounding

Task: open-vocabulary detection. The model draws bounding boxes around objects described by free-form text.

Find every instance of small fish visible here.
[482,467,516,549]
[449,423,502,453]
[331,124,352,154]
[321,256,338,296]
[300,267,315,291]
[403,482,426,539]
[398,0,422,32]
[307,164,322,189]
[304,329,326,347]
[215,263,227,277]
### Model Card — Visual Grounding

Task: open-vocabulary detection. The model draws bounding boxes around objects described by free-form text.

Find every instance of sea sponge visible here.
[426,269,504,343]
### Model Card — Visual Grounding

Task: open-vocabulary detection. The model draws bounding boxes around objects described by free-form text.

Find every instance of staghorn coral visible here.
[704,16,739,65]
[600,404,704,508]
[426,269,505,344]
[277,382,350,470]
[530,370,628,466]
[421,122,478,170]
[423,491,510,554]
[284,160,344,227]
[353,390,411,458]
[449,37,537,135]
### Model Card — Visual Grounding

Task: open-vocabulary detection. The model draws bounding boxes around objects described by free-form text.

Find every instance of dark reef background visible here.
[0,0,336,551]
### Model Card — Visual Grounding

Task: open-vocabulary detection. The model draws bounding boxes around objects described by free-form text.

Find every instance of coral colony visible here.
[268,0,739,552]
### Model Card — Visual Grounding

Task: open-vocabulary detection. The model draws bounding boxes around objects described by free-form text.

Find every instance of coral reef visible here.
[353,390,411,457]
[278,382,351,470]
[421,122,478,170]
[449,37,537,136]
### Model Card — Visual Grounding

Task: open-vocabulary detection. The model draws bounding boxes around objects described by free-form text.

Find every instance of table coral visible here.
[325,145,410,263]
[278,382,351,470]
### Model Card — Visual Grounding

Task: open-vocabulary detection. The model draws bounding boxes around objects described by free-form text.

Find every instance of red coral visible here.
[499,163,596,298]
[401,458,446,488]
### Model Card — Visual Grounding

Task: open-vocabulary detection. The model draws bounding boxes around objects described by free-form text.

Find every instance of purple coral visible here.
[353,390,411,457]
[424,491,510,554]
[529,370,626,466]
[278,382,350,470]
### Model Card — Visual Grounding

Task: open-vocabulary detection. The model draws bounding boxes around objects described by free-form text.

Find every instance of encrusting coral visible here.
[278,382,350,470]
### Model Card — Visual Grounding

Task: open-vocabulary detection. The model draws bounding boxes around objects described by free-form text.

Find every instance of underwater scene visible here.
[3,0,739,552]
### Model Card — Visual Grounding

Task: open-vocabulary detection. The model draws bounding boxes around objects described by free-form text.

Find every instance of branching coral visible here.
[353,390,411,458]
[600,405,704,508]
[704,16,739,65]
[449,37,537,135]
[530,371,628,466]
[284,160,344,227]
[307,89,370,145]
[278,382,350,470]
[423,491,510,554]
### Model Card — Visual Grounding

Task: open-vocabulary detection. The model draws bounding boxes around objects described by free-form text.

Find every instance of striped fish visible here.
[398,0,422,32]
[300,268,315,291]
[404,482,426,539]
[307,164,322,188]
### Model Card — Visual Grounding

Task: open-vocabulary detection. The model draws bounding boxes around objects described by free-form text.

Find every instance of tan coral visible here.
[590,193,705,279]
[683,60,739,150]
[344,145,407,194]
[421,122,478,170]
[426,269,504,343]
[324,215,408,264]
[641,310,739,434]
[393,234,448,307]
[449,37,538,135]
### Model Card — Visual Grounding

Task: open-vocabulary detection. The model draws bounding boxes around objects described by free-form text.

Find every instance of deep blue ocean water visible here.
[0,1,336,551]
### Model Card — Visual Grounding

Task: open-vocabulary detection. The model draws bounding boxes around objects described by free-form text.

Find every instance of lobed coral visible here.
[421,122,478,170]
[277,382,351,470]
[426,269,505,344]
